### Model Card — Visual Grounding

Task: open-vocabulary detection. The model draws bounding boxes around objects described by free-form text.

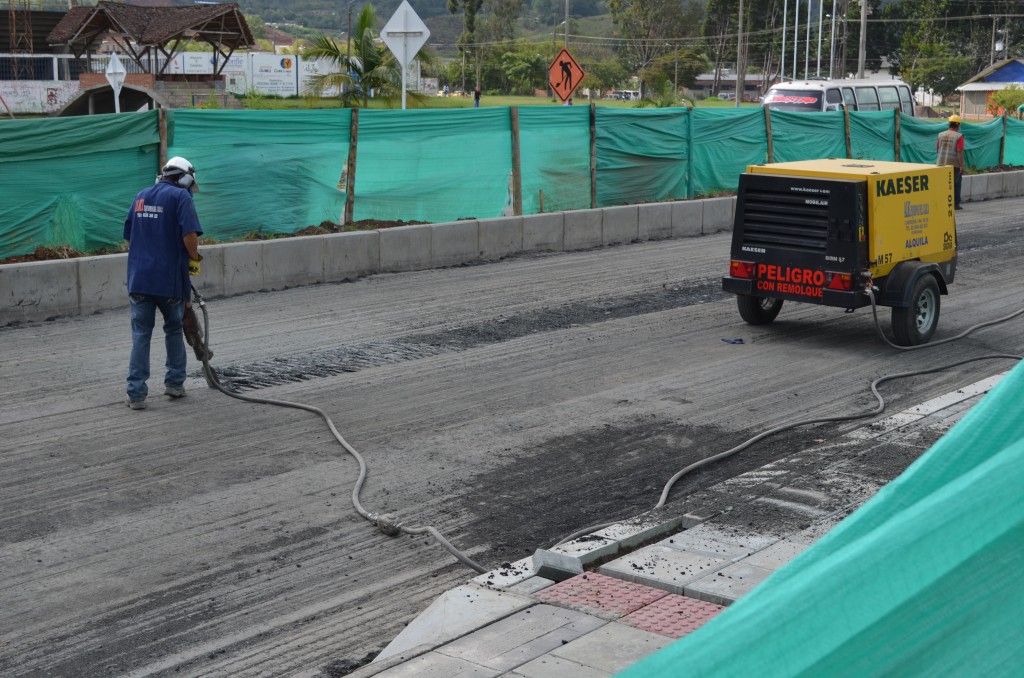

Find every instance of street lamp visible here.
[347,0,356,64]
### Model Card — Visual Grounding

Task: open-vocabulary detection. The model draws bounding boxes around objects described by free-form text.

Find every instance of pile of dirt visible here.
[0,220,428,266]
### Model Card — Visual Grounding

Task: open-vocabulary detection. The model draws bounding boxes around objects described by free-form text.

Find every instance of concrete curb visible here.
[1,197,737,326]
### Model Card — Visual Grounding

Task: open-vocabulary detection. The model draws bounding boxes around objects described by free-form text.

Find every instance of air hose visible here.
[555,288,1024,546]
[189,287,487,574]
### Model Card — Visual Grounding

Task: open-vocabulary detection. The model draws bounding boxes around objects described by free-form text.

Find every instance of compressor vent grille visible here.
[739,188,830,253]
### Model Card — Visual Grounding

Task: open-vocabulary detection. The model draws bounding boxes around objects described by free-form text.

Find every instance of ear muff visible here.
[177,172,194,189]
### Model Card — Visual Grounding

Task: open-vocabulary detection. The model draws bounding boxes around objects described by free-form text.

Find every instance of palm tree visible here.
[303,4,430,108]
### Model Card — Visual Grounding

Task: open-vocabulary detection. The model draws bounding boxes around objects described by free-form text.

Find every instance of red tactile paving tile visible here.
[621,594,725,639]
[533,572,669,617]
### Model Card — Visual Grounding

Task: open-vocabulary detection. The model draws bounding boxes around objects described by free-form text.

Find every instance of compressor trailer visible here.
[721,159,958,346]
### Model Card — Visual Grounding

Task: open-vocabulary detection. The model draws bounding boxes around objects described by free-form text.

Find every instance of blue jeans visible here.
[127,294,187,401]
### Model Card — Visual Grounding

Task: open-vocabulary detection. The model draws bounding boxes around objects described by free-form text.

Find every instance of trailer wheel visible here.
[891,275,940,346]
[737,295,784,325]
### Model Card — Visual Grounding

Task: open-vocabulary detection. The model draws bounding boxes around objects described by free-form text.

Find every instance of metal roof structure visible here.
[47,1,254,76]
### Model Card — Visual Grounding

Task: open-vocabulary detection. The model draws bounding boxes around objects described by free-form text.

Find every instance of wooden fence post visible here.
[894,109,901,162]
[590,103,597,208]
[1000,114,1007,166]
[158,107,168,169]
[343,108,358,226]
[844,107,852,158]
[764,106,774,164]
[510,106,523,216]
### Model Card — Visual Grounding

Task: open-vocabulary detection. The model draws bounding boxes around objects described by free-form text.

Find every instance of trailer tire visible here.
[891,275,940,346]
[737,295,784,325]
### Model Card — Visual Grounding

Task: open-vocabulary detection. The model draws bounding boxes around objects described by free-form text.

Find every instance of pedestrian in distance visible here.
[123,156,204,410]
[936,114,965,210]
[474,86,481,108]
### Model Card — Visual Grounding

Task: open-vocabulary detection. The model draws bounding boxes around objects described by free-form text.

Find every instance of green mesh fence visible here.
[769,109,847,163]
[167,109,350,241]
[3,107,1023,259]
[595,107,689,206]
[618,361,1024,677]
[0,110,160,257]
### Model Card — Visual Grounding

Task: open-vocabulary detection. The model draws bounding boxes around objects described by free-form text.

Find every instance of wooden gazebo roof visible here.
[47,1,255,76]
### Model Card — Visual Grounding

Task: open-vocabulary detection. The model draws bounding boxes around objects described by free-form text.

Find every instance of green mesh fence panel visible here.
[769,109,847,163]
[595,107,688,207]
[518,106,591,214]
[0,111,160,257]
[963,117,1006,169]
[352,108,511,223]
[167,109,350,240]
[619,361,1024,678]
[689,108,767,197]
[849,110,896,161]
[1005,117,1024,165]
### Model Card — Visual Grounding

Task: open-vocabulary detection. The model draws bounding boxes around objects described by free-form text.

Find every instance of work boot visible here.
[164,385,186,398]
[126,395,147,410]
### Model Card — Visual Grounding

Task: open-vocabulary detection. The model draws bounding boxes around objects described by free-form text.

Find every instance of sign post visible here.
[105,52,127,114]
[380,0,430,110]
[548,48,585,103]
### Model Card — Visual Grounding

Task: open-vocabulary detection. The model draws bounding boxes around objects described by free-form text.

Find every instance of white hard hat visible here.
[162,156,198,189]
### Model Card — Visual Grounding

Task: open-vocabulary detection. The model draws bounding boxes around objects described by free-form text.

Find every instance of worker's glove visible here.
[188,259,201,276]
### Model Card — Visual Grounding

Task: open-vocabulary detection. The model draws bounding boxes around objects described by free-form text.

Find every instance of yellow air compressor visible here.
[721,158,958,345]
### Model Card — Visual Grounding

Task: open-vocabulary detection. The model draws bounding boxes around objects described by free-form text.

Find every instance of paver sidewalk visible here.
[341,376,999,678]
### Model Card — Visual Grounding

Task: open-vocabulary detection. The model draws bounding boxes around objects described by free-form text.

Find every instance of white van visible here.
[762,78,916,116]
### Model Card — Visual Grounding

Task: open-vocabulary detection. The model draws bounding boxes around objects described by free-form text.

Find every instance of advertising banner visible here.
[298,58,340,97]
[251,54,298,97]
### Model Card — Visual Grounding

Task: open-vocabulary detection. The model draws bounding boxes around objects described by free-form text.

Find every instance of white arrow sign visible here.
[380,0,429,109]
[105,52,127,114]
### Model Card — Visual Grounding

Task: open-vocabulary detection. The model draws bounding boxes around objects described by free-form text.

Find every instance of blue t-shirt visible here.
[123,179,203,299]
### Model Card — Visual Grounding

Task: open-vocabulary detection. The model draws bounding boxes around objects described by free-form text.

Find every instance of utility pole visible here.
[816,0,823,77]
[736,0,744,107]
[829,0,837,78]
[793,0,800,78]
[564,0,569,49]
[782,0,788,82]
[857,0,866,78]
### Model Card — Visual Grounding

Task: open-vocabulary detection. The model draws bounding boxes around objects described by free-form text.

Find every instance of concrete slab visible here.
[620,594,724,639]
[742,539,809,571]
[324,230,380,282]
[479,217,523,261]
[533,572,667,618]
[548,534,618,565]
[563,210,602,250]
[262,236,324,290]
[601,206,639,246]
[77,254,126,316]
[473,558,537,590]
[508,577,556,595]
[659,529,755,562]
[638,203,673,241]
[375,585,533,662]
[671,201,703,238]
[193,244,225,299]
[438,604,606,673]
[670,522,779,554]
[684,561,773,606]
[532,549,583,582]
[701,197,734,233]
[433,220,480,268]
[522,213,563,252]
[380,224,432,273]
[599,545,729,594]
[222,240,264,295]
[549,622,673,674]
[371,651,500,677]
[512,655,609,678]
[0,259,79,324]
[592,513,683,551]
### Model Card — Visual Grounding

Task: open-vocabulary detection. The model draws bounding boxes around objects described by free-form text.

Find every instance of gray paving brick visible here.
[371,651,500,677]
[685,561,773,605]
[512,655,610,678]
[550,622,673,674]
[741,539,809,571]
[599,544,729,594]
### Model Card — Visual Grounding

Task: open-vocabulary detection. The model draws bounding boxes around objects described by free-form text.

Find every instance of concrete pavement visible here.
[341,372,1005,678]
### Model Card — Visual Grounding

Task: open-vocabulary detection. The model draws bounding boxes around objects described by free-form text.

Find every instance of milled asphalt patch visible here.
[212,279,727,391]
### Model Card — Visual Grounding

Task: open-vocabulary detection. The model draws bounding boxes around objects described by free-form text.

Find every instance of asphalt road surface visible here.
[3,197,1023,677]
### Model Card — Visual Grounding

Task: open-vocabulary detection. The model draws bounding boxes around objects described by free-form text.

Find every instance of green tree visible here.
[989,84,1024,117]
[303,5,427,108]
[610,0,704,94]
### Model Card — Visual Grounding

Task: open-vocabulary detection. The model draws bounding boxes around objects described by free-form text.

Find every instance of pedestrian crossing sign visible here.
[548,48,585,102]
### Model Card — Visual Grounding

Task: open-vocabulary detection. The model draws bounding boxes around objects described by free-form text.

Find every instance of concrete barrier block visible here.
[262,235,324,291]
[702,197,734,233]
[960,174,972,203]
[223,240,264,296]
[602,205,639,245]
[431,220,479,268]
[986,172,1005,199]
[672,201,703,238]
[193,245,225,299]
[998,171,1015,198]
[78,254,127,315]
[638,203,673,241]
[379,224,431,273]
[968,172,988,202]
[478,216,523,260]
[324,230,379,281]
[0,259,78,324]
[564,209,602,250]
[1014,171,1024,198]
[522,212,563,252]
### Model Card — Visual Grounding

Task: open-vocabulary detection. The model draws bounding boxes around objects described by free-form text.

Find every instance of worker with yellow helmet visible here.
[936,114,964,210]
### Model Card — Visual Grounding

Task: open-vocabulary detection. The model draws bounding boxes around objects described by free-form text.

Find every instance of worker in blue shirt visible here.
[123,156,203,410]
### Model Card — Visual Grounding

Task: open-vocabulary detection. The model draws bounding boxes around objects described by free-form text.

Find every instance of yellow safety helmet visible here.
[948,114,962,124]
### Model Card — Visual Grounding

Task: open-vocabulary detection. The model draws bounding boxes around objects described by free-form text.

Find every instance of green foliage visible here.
[989,85,1024,116]
[610,0,704,75]
[634,81,693,108]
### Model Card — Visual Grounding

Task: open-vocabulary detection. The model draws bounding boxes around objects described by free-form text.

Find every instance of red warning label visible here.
[754,264,824,298]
